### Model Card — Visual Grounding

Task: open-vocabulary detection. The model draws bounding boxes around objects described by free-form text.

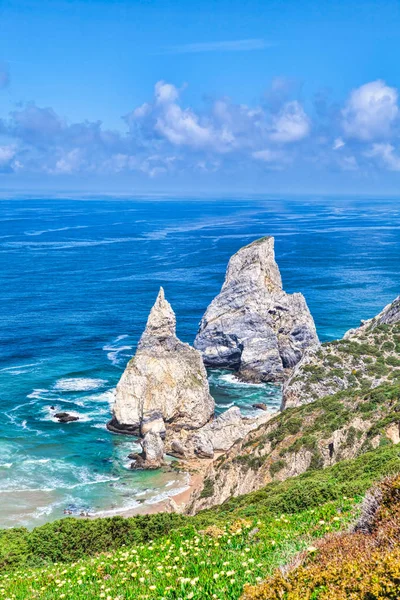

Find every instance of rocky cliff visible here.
[282,295,400,409]
[108,287,215,438]
[187,380,400,514]
[194,237,319,383]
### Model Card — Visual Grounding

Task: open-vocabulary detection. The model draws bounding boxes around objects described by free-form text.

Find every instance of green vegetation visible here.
[0,502,355,600]
[242,473,400,600]
[200,478,215,498]
[290,322,400,402]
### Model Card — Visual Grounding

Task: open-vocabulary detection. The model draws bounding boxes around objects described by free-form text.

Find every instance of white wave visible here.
[0,463,12,469]
[27,388,49,399]
[106,346,132,366]
[103,336,132,366]
[24,225,89,236]
[114,334,129,342]
[146,483,190,505]
[0,362,41,375]
[23,458,50,465]
[91,498,141,517]
[2,237,145,250]
[53,378,107,392]
[86,389,115,404]
[0,469,120,494]
[218,373,264,387]
[217,401,235,409]
[91,423,107,430]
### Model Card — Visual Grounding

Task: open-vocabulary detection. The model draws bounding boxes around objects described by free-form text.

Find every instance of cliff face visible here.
[108,288,215,437]
[187,381,400,514]
[282,296,400,410]
[194,237,319,383]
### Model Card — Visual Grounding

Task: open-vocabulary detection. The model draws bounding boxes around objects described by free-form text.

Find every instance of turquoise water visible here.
[0,197,399,528]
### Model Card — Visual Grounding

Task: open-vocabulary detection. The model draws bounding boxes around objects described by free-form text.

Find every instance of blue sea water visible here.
[0,196,399,528]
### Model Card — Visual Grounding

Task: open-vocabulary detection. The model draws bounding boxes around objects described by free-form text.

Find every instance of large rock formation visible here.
[194,237,319,382]
[282,295,400,409]
[108,288,215,438]
[170,406,272,459]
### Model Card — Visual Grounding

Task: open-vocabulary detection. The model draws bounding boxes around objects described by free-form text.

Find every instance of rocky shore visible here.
[105,237,399,519]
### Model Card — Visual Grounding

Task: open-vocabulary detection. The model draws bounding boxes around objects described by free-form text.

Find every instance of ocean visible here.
[0,196,399,528]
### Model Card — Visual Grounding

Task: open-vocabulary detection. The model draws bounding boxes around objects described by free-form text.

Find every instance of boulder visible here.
[253,403,268,411]
[108,287,215,437]
[54,412,79,423]
[131,431,165,470]
[194,237,319,382]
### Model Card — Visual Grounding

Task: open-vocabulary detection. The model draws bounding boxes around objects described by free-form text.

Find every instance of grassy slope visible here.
[242,473,400,599]
[284,322,400,407]
[189,381,400,513]
[1,444,399,600]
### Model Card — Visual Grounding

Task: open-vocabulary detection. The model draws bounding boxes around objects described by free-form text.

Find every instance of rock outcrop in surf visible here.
[194,237,319,382]
[108,288,215,440]
[108,288,274,467]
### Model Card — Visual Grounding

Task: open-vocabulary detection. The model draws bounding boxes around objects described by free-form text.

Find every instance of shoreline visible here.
[87,467,206,520]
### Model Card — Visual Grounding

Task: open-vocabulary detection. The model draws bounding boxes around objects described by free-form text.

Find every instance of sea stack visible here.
[194,237,319,382]
[108,287,215,439]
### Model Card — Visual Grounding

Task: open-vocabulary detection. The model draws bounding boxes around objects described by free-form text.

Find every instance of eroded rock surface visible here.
[130,431,165,470]
[173,406,273,459]
[108,287,215,438]
[194,237,319,383]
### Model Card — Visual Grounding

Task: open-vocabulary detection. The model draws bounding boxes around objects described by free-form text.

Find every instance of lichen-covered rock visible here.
[108,287,215,437]
[194,237,319,383]
[282,295,400,409]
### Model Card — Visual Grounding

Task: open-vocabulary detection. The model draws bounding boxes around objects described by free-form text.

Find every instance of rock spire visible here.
[194,237,319,382]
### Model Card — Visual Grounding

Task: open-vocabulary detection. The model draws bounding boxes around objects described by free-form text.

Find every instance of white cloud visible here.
[342,80,398,141]
[52,149,85,174]
[333,137,345,150]
[269,101,310,143]
[6,77,400,180]
[132,103,151,119]
[365,142,400,171]
[0,145,15,165]
[155,103,214,148]
[155,81,180,105]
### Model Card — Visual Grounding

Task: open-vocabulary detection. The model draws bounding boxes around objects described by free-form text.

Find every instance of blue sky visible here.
[1,0,400,194]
